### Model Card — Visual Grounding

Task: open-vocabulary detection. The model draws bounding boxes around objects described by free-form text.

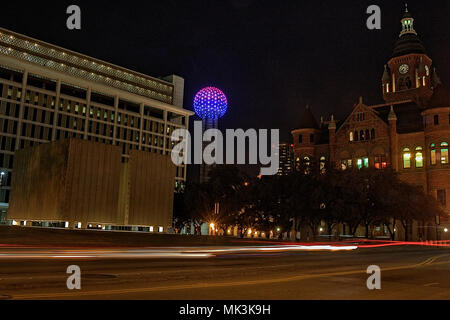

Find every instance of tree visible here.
[173,191,190,233]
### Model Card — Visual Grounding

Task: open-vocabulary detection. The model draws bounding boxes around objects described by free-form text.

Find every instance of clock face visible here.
[399,64,409,74]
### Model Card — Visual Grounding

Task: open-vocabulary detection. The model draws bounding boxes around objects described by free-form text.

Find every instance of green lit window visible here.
[363,157,369,168]
[403,148,411,169]
[357,158,363,170]
[415,147,423,168]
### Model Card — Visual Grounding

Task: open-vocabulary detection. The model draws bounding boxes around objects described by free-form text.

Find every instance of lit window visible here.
[431,144,436,165]
[158,226,164,233]
[415,147,423,168]
[441,142,449,164]
[363,157,369,168]
[375,155,387,169]
[341,160,348,170]
[0,171,7,186]
[349,131,354,142]
[303,156,311,166]
[320,156,326,173]
[403,148,411,168]
[357,158,363,170]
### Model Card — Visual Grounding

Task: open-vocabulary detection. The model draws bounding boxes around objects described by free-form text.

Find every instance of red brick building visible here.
[291,9,450,240]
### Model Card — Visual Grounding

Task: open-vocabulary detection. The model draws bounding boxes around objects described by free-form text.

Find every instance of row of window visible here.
[349,129,375,142]
[341,156,387,170]
[298,134,314,144]
[1,82,182,127]
[424,114,450,127]
[402,143,449,169]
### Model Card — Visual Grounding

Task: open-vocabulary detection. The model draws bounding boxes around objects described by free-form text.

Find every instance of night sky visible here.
[1,0,449,144]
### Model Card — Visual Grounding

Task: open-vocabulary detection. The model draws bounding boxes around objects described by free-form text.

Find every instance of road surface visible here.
[0,244,449,300]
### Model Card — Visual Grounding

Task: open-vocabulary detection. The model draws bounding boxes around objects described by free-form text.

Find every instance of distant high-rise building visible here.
[277,142,294,176]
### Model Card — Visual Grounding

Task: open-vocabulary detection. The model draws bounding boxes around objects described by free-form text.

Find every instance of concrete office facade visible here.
[0,27,193,221]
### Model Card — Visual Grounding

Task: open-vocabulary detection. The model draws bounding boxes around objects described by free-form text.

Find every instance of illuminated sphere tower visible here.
[193,87,228,183]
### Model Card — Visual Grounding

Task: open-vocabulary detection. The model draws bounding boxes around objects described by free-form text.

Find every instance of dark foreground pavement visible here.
[0,245,449,300]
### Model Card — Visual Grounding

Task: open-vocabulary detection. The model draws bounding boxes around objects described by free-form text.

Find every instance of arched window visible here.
[365,129,370,141]
[371,128,375,140]
[430,143,436,165]
[415,147,423,168]
[441,142,449,164]
[403,148,411,169]
[303,156,311,166]
[349,131,354,142]
[360,130,365,141]
[295,157,302,172]
[354,131,359,141]
[303,156,311,174]
[320,156,326,173]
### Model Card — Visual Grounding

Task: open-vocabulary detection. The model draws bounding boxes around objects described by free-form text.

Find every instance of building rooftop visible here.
[297,105,320,130]
[0,27,175,104]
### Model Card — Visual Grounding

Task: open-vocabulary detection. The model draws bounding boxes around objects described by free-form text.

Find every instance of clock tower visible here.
[382,5,434,104]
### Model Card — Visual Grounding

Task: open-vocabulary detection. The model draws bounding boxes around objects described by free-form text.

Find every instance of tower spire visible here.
[388,105,398,121]
[432,68,442,87]
[400,4,417,37]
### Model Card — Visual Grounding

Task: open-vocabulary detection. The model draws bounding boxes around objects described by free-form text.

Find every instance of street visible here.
[0,244,449,299]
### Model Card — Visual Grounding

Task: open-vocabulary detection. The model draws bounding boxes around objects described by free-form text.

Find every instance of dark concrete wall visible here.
[63,139,122,225]
[9,139,69,221]
[9,139,122,225]
[125,150,176,228]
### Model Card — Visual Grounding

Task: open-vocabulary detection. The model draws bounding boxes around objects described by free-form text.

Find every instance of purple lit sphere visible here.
[193,87,228,120]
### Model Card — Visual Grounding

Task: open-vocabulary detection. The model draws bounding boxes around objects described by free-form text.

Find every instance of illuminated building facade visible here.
[0,27,193,221]
[291,8,450,239]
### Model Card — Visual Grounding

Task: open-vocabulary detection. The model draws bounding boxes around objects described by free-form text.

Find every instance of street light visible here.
[444,228,448,233]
